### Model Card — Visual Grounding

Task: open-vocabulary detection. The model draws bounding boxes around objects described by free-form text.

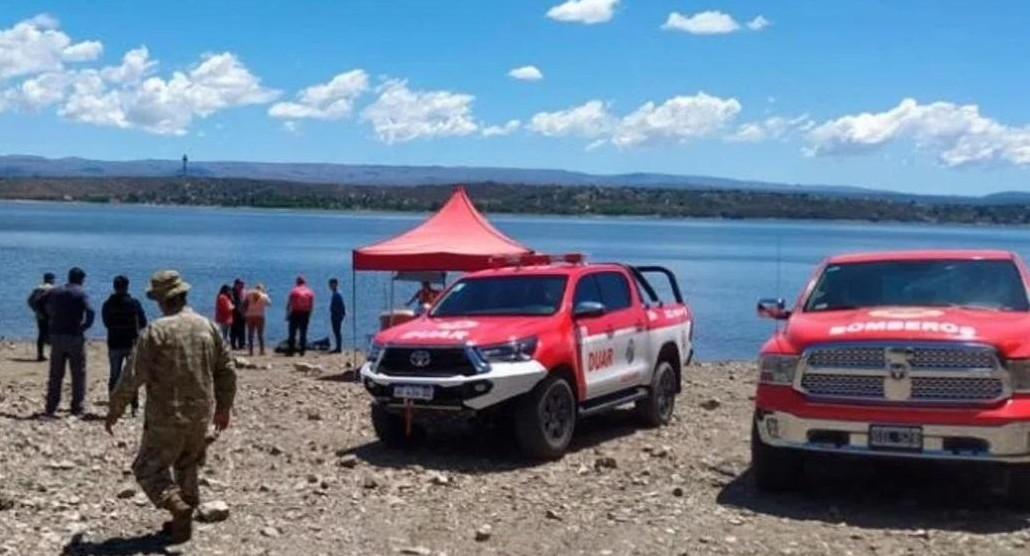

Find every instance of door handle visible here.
[635,321,645,332]
[605,325,615,337]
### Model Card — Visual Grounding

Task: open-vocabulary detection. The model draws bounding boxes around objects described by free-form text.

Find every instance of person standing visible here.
[244,283,271,356]
[44,267,95,416]
[102,275,147,416]
[106,270,237,544]
[214,285,234,341]
[286,275,314,356]
[230,278,246,350]
[27,272,56,361]
[406,280,442,314]
[328,278,346,354]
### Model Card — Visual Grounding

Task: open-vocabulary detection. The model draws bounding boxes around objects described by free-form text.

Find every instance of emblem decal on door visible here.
[626,339,635,364]
[588,348,614,372]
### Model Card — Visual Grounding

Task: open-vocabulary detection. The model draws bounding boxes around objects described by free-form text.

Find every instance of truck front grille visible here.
[377,347,477,377]
[799,343,1006,404]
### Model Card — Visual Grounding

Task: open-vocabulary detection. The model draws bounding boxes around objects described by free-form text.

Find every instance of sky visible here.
[1,0,1029,196]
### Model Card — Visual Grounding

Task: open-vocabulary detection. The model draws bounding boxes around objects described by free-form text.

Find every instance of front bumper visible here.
[360,360,547,411]
[755,409,1030,463]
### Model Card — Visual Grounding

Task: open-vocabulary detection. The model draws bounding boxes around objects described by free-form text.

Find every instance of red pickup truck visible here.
[360,255,693,459]
[752,250,1030,502]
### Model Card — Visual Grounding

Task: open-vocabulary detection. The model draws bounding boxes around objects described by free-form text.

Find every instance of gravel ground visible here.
[1,340,1028,556]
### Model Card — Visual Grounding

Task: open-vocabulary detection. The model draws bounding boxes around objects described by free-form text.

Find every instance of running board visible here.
[578,387,647,418]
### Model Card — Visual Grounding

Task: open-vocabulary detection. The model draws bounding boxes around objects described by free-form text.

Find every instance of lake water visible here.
[3,201,1030,360]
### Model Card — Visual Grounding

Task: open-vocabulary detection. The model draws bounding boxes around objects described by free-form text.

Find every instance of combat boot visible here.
[162,493,194,543]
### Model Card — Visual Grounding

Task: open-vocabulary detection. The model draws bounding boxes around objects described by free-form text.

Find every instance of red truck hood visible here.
[375,316,552,347]
[784,306,1030,357]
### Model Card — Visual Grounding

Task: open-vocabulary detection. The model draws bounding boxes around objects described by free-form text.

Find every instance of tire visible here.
[515,375,577,460]
[751,418,804,492]
[636,359,677,427]
[1007,465,1030,510]
[371,403,411,449]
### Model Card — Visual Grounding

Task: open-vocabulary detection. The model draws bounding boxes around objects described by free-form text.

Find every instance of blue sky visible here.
[1,1,1029,195]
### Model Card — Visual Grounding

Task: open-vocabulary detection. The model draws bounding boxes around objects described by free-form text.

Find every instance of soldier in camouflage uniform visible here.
[105,270,237,543]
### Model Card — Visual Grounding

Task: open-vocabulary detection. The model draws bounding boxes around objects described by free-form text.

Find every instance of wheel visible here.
[636,359,677,427]
[751,417,804,492]
[371,403,412,449]
[515,375,577,460]
[1007,465,1030,510]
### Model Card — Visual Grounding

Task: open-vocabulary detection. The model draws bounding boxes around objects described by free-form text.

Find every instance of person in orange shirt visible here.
[286,276,315,356]
[406,281,441,313]
[244,283,271,356]
[214,285,234,340]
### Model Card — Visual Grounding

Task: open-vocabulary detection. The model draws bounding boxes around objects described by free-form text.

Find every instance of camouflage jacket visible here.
[110,307,236,427]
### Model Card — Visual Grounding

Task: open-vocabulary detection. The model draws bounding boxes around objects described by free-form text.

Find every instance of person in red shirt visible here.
[214,284,234,340]
[286,275,315,356]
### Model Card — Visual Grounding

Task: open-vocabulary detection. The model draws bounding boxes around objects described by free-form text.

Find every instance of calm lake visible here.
[3,201,1030,360]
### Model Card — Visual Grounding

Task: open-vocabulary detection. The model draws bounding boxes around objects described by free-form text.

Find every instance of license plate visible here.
[393,384,434,401]
[869,425,923,451]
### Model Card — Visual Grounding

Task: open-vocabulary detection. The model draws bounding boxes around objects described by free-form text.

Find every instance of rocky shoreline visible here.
[1,340,1028,555]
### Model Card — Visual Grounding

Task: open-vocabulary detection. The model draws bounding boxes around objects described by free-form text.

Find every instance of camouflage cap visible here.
[147,270,191,301]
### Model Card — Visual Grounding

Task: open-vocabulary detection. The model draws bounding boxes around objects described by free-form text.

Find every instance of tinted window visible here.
[573,275,603,306]
[805,260,1030,312]
[596,272,632,311]
[432,275,567,317]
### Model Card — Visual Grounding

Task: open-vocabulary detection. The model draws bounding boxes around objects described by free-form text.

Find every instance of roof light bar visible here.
[488,253,585,268]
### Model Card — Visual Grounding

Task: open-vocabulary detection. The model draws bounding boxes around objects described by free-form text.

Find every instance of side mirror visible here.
[757,298,791,320]
[574,301,606,319]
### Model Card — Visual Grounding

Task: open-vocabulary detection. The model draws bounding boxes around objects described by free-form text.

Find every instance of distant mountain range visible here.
[1,154,1028,205]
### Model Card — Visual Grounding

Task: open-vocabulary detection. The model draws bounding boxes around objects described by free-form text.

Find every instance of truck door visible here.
[575,270,649,400]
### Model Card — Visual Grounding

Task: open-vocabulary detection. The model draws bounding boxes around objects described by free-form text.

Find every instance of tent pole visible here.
[351,267,357,353]
[389,275,395,327]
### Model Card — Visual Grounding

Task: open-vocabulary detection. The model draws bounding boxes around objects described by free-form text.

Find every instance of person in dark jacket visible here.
[102,275,147,416]
[27,272,56,361]
[230,278,246,350]
[328,278,346,353]
[44,267,95,416]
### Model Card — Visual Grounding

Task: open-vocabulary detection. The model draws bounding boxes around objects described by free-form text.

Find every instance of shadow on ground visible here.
[61,532,175,556]
[717,456,1030,534]
[342,408,645,474]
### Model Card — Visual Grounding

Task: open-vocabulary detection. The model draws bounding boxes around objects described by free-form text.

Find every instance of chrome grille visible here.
[799,343,1006,404]
[910,348,996,370]
[911,377,1004,401]
[801,374,884,398]
[806,347,885,369]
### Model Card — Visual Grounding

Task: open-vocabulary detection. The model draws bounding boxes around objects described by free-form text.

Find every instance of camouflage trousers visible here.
[132,424,208,509]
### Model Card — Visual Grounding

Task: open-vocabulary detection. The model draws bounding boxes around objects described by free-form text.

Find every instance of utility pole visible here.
[182,154,189,176]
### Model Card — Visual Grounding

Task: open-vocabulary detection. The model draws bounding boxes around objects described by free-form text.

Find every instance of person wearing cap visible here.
[101,275,147,416]
[286,275,315,356]
[106,270,237,544]
[26,272,56,361]
[43,267,95,416]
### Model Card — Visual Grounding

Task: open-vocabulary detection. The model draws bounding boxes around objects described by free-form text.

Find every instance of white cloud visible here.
[360,79,478,143]
[612,93,742,147]
[529,100,614,138]
[662,11,740,35]
[283,121,300,134]
[508,65,543,81]
[481,119,521,137]
[747,15,771,31]
[546,0,619,25]
[662,11,770,35]
[268,69,369,120]
[728,115,812,143]
[2,46,278,135]
[805,98,1030,167]
[0,14,103,81]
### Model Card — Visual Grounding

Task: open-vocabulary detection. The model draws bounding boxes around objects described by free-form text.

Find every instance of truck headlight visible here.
[759,354,799,386]
[1006,359,1030,392]
[477,337,538,363]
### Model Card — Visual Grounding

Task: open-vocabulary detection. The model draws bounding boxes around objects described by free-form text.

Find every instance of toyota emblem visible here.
[410,350,432,368]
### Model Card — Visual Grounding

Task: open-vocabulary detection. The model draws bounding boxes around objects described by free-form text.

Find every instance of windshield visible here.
[431,275,568,317]
[804,259,1030,312]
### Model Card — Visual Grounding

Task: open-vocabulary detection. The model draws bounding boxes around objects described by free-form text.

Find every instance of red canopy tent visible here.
[349,187,532,346]
[352,187,531,271]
